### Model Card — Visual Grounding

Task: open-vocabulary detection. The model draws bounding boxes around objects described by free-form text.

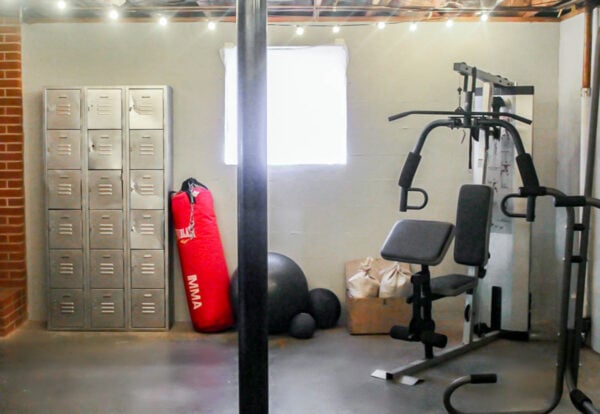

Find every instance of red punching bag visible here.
[171,178,234,332]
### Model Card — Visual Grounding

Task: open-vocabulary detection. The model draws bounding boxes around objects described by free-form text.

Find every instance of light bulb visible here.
[57,0,66,10]
[159,16,168,26]
[377,21,386,30]
[446,19,454,28]
[296,26,305,36]
[481,13,489,21]
[109,9,119,20]
[208,21,217,30]
[332,25,340,34]
[409,22,417,32]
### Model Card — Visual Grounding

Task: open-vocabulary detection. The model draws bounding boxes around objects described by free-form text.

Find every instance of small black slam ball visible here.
[307,288,341,329]
[289,313,316,339]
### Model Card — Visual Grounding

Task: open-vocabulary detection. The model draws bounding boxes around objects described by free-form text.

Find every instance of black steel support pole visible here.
[236,0,269,413]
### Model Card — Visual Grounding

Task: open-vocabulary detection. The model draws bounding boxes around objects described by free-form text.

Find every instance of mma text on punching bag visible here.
[171,179,233,332]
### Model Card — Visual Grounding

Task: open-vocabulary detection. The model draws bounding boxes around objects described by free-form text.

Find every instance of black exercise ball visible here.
[307,288,341,329]
[289,312,316,339]
[230,252,309,334]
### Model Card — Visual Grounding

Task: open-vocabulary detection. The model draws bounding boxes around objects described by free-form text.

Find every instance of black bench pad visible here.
[430,274,477,297]
[381,219,454,266]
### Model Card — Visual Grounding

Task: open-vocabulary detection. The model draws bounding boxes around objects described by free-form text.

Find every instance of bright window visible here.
[223,45,348,165]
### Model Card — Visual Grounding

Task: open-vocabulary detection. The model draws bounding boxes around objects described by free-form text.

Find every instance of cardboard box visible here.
[345,258,412,335]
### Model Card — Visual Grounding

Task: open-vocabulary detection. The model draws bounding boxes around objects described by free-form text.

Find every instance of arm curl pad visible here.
[398,152,421,188]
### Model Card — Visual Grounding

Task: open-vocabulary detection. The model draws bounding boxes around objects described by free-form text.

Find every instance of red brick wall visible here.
[0,18,26,336]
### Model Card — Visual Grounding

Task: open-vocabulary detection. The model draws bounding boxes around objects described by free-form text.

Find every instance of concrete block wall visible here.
[0,18,27,337]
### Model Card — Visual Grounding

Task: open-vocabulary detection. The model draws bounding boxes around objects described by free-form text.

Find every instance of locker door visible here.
[49,250,83,289]
[91,289,125,328]
[89,210,123,249]
[131,250,164,289]
[48,210,82,249]
[88,170,123,210]
[129,89,163,129]
[131,289,165,328]
[88,130,123,170]
[46,131,81,170]
[130,171,164,210]
[130,210,164,249]
[49,289,84,328]
[46,89,81,130]
[47,170,81,210]
[130,130,163,169]
[87,89,122,129]
[89,250,124,288]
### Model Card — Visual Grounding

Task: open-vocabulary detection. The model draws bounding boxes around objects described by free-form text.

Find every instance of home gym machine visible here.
[374,64,598,411]
[372,63,534,386]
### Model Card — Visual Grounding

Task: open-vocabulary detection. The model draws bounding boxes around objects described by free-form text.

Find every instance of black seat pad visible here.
[381,219,454,266]
[430,274,477,297]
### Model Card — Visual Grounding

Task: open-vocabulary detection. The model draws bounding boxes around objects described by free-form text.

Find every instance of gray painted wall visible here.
[23,21,559,333]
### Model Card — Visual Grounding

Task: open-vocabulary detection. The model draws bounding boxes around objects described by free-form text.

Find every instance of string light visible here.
[480,13,489,21]
[208,21,217,30]
[159,16,168,26]
[108,8,119,20]
[409,22,417,31]
[57,0,66,10]
[332,25,340,34]
[295,26,305,36]
[446,19,454,28]
[377,21,386,29]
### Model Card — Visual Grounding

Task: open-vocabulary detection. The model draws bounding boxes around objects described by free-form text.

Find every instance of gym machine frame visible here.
[443,30,600,414]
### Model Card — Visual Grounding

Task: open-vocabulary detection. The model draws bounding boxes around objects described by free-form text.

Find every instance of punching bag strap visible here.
[180,178,208,204]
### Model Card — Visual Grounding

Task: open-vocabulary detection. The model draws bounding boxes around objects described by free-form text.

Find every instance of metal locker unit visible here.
[44,86,172,331]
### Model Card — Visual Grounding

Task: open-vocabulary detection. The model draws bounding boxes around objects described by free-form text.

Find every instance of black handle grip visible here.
[501,193,537,222]
[400,187,428,212]
[470,373,498,384]
[501,194,526,218]
[555,195,587,207]
[516,153,540,188]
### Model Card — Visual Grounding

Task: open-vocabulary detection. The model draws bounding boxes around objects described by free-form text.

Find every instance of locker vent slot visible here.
[58,223,74,236]
[59,262,74,275]
[98,183,114,196]
[141,262,156,275]
[134,100,154,116]
[139,143,155,156]
[99,223,115,235]
[96,103,114,116]
[100,301,116,314]
[96,143,113,156]
[139,223,155,235]
[60,301,75,314]
[55,100,72,117]
[56,143,73,156]
[100,262,115,275]
[57,183,73,196]
[138,181,155,196]
[141,301,156,314]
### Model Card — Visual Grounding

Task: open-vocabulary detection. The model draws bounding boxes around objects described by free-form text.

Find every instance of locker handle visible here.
[102,255,111,259]
[101,215,110,219]
[143,254,152,258]
[143,293,153,297]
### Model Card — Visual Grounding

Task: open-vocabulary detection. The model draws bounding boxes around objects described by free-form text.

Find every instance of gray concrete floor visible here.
[1,321,599,414]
